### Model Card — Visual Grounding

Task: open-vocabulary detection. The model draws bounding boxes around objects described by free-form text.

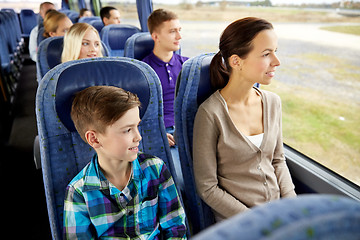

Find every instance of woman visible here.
[193,17,296,222]
[43,10,73,38]
[61,23,103,62]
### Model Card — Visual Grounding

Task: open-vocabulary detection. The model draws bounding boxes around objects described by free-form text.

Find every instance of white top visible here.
[29,25,38,62]
[246,133,264,148]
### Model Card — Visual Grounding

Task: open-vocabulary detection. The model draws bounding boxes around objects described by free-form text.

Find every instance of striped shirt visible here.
[63,153,187,239]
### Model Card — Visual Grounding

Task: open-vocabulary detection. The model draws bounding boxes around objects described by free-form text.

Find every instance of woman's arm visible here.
[193,106,248,218]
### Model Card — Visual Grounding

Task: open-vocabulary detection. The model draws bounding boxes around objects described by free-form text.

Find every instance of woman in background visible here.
[193,17,296,222]
[61,23,103,62]
[43,10,73,38]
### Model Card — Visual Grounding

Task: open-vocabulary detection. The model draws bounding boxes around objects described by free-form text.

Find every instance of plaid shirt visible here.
[63,153,187,239]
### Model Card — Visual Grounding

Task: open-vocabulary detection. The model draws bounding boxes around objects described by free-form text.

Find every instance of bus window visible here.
[153,2,360,186]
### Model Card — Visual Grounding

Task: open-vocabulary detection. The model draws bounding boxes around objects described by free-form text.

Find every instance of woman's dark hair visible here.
[210,17,273,90]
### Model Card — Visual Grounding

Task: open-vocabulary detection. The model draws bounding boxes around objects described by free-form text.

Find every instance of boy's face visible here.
[153,19,182,52]
[94,107,142,163]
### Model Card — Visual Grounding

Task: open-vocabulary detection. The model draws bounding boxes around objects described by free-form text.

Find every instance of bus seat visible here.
[100,24,141,57]
[192,194,360,240]
[37,26,45,45]
[78,16,101,24]
[174,53,260,234]
[124,32,182,60]
[89,19,104,33]
[59,9,79,23]
[124,32,154,60]
[36,36,109,80]
[19,9,37,37]
[174,53,216,235]
[36,57,182,239]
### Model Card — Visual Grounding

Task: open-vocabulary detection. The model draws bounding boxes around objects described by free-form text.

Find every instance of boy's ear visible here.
[85,130,101,148]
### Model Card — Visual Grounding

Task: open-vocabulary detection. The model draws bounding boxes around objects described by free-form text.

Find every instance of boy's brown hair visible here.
[147,9,178,34]
[71,86,140,142]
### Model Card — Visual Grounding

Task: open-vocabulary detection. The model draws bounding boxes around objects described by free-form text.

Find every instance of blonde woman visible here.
[43,10,73,38]
[61,23,103,62]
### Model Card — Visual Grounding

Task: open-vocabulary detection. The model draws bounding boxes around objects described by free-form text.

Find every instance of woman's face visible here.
[78,28,101,59]
[50,17,73,37]
[239,29,281,85]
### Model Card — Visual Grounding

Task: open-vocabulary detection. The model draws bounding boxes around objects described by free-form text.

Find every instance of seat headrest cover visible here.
[134,33,154,60]
[197,55,215,105]
[47,37,64,69]
[55,59,150,132]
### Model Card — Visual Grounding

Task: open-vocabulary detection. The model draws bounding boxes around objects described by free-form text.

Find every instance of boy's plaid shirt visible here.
[63,153,187,239]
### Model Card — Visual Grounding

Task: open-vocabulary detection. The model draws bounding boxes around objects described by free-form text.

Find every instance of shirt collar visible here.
[82,154,144,193]
[150,51,176,67]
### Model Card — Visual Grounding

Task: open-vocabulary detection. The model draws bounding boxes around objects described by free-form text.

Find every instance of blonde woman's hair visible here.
[43,10,67,38]
[61,23,103,62]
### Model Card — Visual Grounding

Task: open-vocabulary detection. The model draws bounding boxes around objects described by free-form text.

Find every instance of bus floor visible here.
[0,55,52,239]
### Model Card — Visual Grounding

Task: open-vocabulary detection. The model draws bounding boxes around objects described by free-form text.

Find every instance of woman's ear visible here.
[229,54,242,69]
[85,130,101,149]
[49,31,56,37]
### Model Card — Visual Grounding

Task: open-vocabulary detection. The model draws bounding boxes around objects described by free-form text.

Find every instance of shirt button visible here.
[169,77,172,80]
[263,182,267,186]
[257,165,261,170]
[167,70,170,73]
[166,63,169,67]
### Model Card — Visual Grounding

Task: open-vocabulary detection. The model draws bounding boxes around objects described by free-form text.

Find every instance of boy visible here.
[100,6,121,26]
[142,9,188,178]
[63,86,187,239]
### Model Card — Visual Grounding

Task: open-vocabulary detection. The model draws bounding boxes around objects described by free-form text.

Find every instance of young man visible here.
[142,9,188,152]
[63,86,187,239]
[28,1,55,62]
[100,6,121,26]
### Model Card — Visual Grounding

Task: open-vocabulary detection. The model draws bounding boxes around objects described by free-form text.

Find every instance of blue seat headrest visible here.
[107,25,141,50]
[133,33,154,60]
[197,55,215,105]
[55,60,150,132]
[47,37,64,69]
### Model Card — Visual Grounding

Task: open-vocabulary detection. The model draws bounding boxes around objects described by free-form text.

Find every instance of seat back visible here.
[36,57,176,239]
[19,9,37,36]
[192,194,360,240]
[124,32,182,60]
[89,19,104,34]
[100,24,141,57]
[36,36,109,80]
[78,16,101,23]
[174,53,261,234]
[59,9,79,23]
[174,53,216,234]
[124,32,154,60]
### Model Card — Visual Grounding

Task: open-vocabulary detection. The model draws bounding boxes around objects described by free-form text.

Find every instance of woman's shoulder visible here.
[198,90,224,111]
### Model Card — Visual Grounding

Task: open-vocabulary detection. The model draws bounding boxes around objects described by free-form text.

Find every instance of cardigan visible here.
[193,89,296,220]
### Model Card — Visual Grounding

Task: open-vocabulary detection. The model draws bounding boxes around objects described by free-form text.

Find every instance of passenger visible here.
[61,23,103,62]
[79,8,92,18]
[100,6,121,26]
[193,17,296,222]
[63,86,187,239]
[43,10,73,38]
[28,1,55,62]
[142,9,188,156]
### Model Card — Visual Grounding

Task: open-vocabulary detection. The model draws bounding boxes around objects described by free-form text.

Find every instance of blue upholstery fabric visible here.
[78,16,101,23]
[192,194,360,240]
[174,53,261,234]
[59,9,79,23]
[36,57,181,239]
[89,19,104,33]
[124,32,182,60]
[174,53,216,235]
[19,9,37,36]
[36,36,109,80]
[100,24,141,57]
[124,32,154,60]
